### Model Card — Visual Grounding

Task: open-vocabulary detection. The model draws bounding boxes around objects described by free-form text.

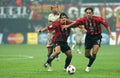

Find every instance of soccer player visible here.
[38,13,86,71]
[71,27,83,54]
[63,7,114,72]
[47,5,60,62]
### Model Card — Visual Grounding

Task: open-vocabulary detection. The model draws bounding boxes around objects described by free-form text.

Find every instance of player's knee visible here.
[85,53,89,57]
[92,53,96,58]
[67,55,72,60]
[85,55,88,58]
[67,54,72,58]
[56,51,60,55]
[85,55,91,59]
[66,52,72,57]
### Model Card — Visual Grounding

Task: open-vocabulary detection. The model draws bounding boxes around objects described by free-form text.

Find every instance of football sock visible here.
[47,54,50,58]
[46,56,55,64]
[88,54,96,67]
[86,55,92,59]
[64,55,72,69]
[47,54,52,66]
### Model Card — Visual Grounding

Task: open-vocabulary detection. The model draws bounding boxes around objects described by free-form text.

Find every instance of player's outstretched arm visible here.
[63,21,76,29]
[79,25,87,33]
[36,26,48,33]
[106,27,114,40]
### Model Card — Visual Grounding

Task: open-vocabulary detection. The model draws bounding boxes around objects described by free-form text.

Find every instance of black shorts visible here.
[85,34,102,49]
[53,41,71,53]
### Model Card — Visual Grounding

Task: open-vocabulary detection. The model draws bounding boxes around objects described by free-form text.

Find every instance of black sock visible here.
[86,55,92,59]
[64,55,72,69]
[47,54,52,66]
[47,54,50,58]
[87,54,96,67]
[46,56,55,64]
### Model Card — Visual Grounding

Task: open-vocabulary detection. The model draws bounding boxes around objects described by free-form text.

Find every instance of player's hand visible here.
[109,33,115,40]
[82,29,87,33]
[35,29,41,33]
[63,25,69,29]
[80,25,87,33]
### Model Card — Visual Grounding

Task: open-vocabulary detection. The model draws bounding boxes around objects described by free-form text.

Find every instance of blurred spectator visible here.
[102,9,116,32]
[30,0,39,5]
[116,10,120,31]
[0,0,16,6]
[51,0,63,4]
[3,0,10,5]
[16,0,22,6]
[38,0,44,4]
[31,10,43,20]
[0,0,120,6]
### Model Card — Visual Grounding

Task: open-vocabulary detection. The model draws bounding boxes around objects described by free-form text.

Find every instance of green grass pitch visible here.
[0,44,120,78]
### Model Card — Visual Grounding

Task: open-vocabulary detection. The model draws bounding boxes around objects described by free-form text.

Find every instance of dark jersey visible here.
[47,20,73,43]
[75,16,109,35]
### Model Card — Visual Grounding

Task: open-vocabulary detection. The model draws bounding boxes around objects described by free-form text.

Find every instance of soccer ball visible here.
[66,65,76,74]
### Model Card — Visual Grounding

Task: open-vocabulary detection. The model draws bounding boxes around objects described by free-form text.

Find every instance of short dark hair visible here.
[84,7,94,13]
[59,12,68,19]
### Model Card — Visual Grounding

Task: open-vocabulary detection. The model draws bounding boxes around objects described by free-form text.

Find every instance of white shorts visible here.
[46,33,53,48]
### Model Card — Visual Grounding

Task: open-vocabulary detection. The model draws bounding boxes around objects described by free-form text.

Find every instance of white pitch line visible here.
[0,55,34,60]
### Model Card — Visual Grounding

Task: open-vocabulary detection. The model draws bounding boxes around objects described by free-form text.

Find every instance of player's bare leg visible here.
[85,49,91,72]
[45,40,53,71]
[85,45,99,72]
[47,38,60,61]
[47,47,53,57]
[64,50,72,70]
[72,43,76,51]
[44,46,61,71]
[76,42,82,54]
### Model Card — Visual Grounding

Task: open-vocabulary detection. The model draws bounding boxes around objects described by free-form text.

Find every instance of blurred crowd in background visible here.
[0,0,120,45]
[0,0,120,6]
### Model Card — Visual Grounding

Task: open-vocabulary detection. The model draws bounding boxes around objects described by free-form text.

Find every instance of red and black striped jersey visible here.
[75,16,109,35]
[47,20,73,43]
